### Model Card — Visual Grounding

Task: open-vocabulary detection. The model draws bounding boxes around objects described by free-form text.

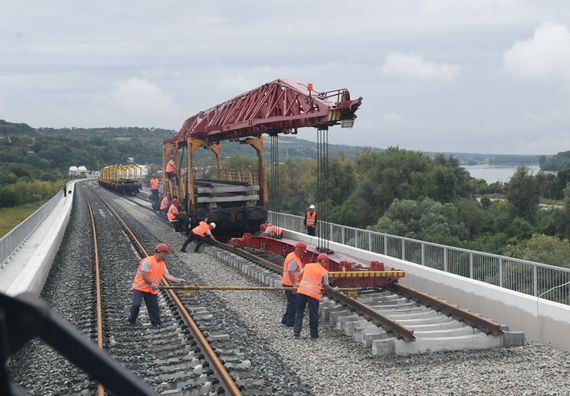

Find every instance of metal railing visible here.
[269,211,570,305]
[0,191,63,267]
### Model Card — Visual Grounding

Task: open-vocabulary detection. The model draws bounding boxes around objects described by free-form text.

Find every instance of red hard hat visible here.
[294,242,307,251]
[317,253,330,264]
[155,243,171,254]
[172,198,179,204]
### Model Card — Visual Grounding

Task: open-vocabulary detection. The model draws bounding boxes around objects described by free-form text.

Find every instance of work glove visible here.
[332,286,339,292]
[150,284,159,291]
[176,278,186,283]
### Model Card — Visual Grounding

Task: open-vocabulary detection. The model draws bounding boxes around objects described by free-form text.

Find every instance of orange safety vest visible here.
[268,225,283,236]
[165,159,176,173]
[132,256,166,295]
[297,263,328,301]
[167,204,179,221]
[281,252,303,286]
[160,196,170,211]
[306,211,317,228]
[150,178,159,190]
[192,221,211,237]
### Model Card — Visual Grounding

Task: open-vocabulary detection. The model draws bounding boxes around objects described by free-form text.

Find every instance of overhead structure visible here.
[163,79,362,234]
[167,79,362,145]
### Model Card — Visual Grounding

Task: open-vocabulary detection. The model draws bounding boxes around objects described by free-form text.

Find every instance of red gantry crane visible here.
[162,78,362,234]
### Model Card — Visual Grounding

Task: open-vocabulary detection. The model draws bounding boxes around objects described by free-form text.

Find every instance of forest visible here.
[2,120,570,268]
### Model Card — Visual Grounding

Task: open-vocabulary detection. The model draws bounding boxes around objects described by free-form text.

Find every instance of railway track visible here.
[81,185,275,395]
[206,244,523,354]
[112,186,523,355]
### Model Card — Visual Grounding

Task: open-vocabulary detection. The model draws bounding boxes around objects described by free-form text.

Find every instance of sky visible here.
[1,1,570,154]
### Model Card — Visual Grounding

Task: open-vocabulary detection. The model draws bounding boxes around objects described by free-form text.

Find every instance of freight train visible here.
[98,164,143,196]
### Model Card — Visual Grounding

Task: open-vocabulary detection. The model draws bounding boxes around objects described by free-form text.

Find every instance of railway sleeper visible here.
[205,246,526,355]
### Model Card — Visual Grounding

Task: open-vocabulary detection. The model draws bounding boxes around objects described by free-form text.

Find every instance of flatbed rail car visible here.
[99,164,143,196]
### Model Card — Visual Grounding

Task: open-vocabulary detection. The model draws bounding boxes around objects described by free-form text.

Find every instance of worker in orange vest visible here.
[304,204,317,236]
[149,176,160,210]
[181,220,217,253]
[260,223,283,238]
[165,155,179,184]
[167,198,189,232]
[159,192,171,214]
[294,253,333,339]
[280,242,306,327]
[128,243,185,327]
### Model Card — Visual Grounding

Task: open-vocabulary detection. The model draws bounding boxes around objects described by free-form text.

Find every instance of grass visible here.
[0,201,47,238]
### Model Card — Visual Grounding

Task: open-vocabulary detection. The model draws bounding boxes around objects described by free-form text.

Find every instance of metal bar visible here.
[469,252,474,279]
[161,285,359,293]
[391,284,503,336]
[499,258,503,288]
[443,248,448,272]
[83,194,105,396]
[421,243,425,266]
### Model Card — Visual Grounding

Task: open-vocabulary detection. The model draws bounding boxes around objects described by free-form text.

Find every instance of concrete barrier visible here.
[3,181,78,296]
[288,230,570,352]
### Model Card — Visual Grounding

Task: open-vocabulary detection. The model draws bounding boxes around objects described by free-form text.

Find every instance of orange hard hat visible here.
[317,253,330,264]
[155,243,171,254]
[294,242,307,251]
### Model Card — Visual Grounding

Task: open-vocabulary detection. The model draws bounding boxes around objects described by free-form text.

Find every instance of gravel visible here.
[115,189,570,395]
[13,183,570,395]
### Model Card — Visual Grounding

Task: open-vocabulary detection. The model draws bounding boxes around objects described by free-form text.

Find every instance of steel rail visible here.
[83,193,106,396]
[209,241,416,341]
[391,283,503,336]
[93,191,242,396]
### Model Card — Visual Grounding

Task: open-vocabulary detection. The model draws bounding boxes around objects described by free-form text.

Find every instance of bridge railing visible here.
[0,191,63,267]
[268,211,570,305]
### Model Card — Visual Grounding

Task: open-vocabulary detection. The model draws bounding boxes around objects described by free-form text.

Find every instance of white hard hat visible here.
[210,222,216,229]
[309,204,315,209]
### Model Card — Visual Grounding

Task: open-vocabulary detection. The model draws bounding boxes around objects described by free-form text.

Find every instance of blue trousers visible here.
[129,289,160,326]
[281,287,296,326]
[294,293,320,337]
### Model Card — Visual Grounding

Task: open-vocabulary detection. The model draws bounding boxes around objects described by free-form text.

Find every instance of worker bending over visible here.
[167,198,189,232]
[294,253,332,339]
[260,223,283,238]
[304,204,317,236]
[280,242,306,327]
[160,193,172,215]
[181,220,217,253]
[128,243,185,327]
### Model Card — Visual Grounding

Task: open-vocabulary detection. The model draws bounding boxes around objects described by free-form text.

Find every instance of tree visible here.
[505,234,570,268]
[506,166,540,222]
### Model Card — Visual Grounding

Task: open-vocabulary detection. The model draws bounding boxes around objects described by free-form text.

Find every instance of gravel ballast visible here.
[113,188,570,395]
[11,182,570,395]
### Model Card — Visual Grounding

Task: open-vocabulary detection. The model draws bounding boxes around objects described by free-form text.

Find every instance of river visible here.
[462,165,541,183]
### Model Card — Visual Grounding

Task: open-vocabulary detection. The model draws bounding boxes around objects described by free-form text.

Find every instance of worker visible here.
[294,253,333,339]
[181,220,217,252]
[62,183,67,197]
[260,224,283,238]
[304,204,317,236]
[128,243,185,327]
[280,242,306,327]
[165,155,179,184]
[159,192,171,215]
[149,176,160,210]
[167,198,189,232]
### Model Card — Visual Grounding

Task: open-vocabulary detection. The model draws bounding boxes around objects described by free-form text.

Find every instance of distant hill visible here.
[0,120,543,173]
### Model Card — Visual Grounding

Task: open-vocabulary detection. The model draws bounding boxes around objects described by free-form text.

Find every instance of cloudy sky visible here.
[2,1,570,154]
